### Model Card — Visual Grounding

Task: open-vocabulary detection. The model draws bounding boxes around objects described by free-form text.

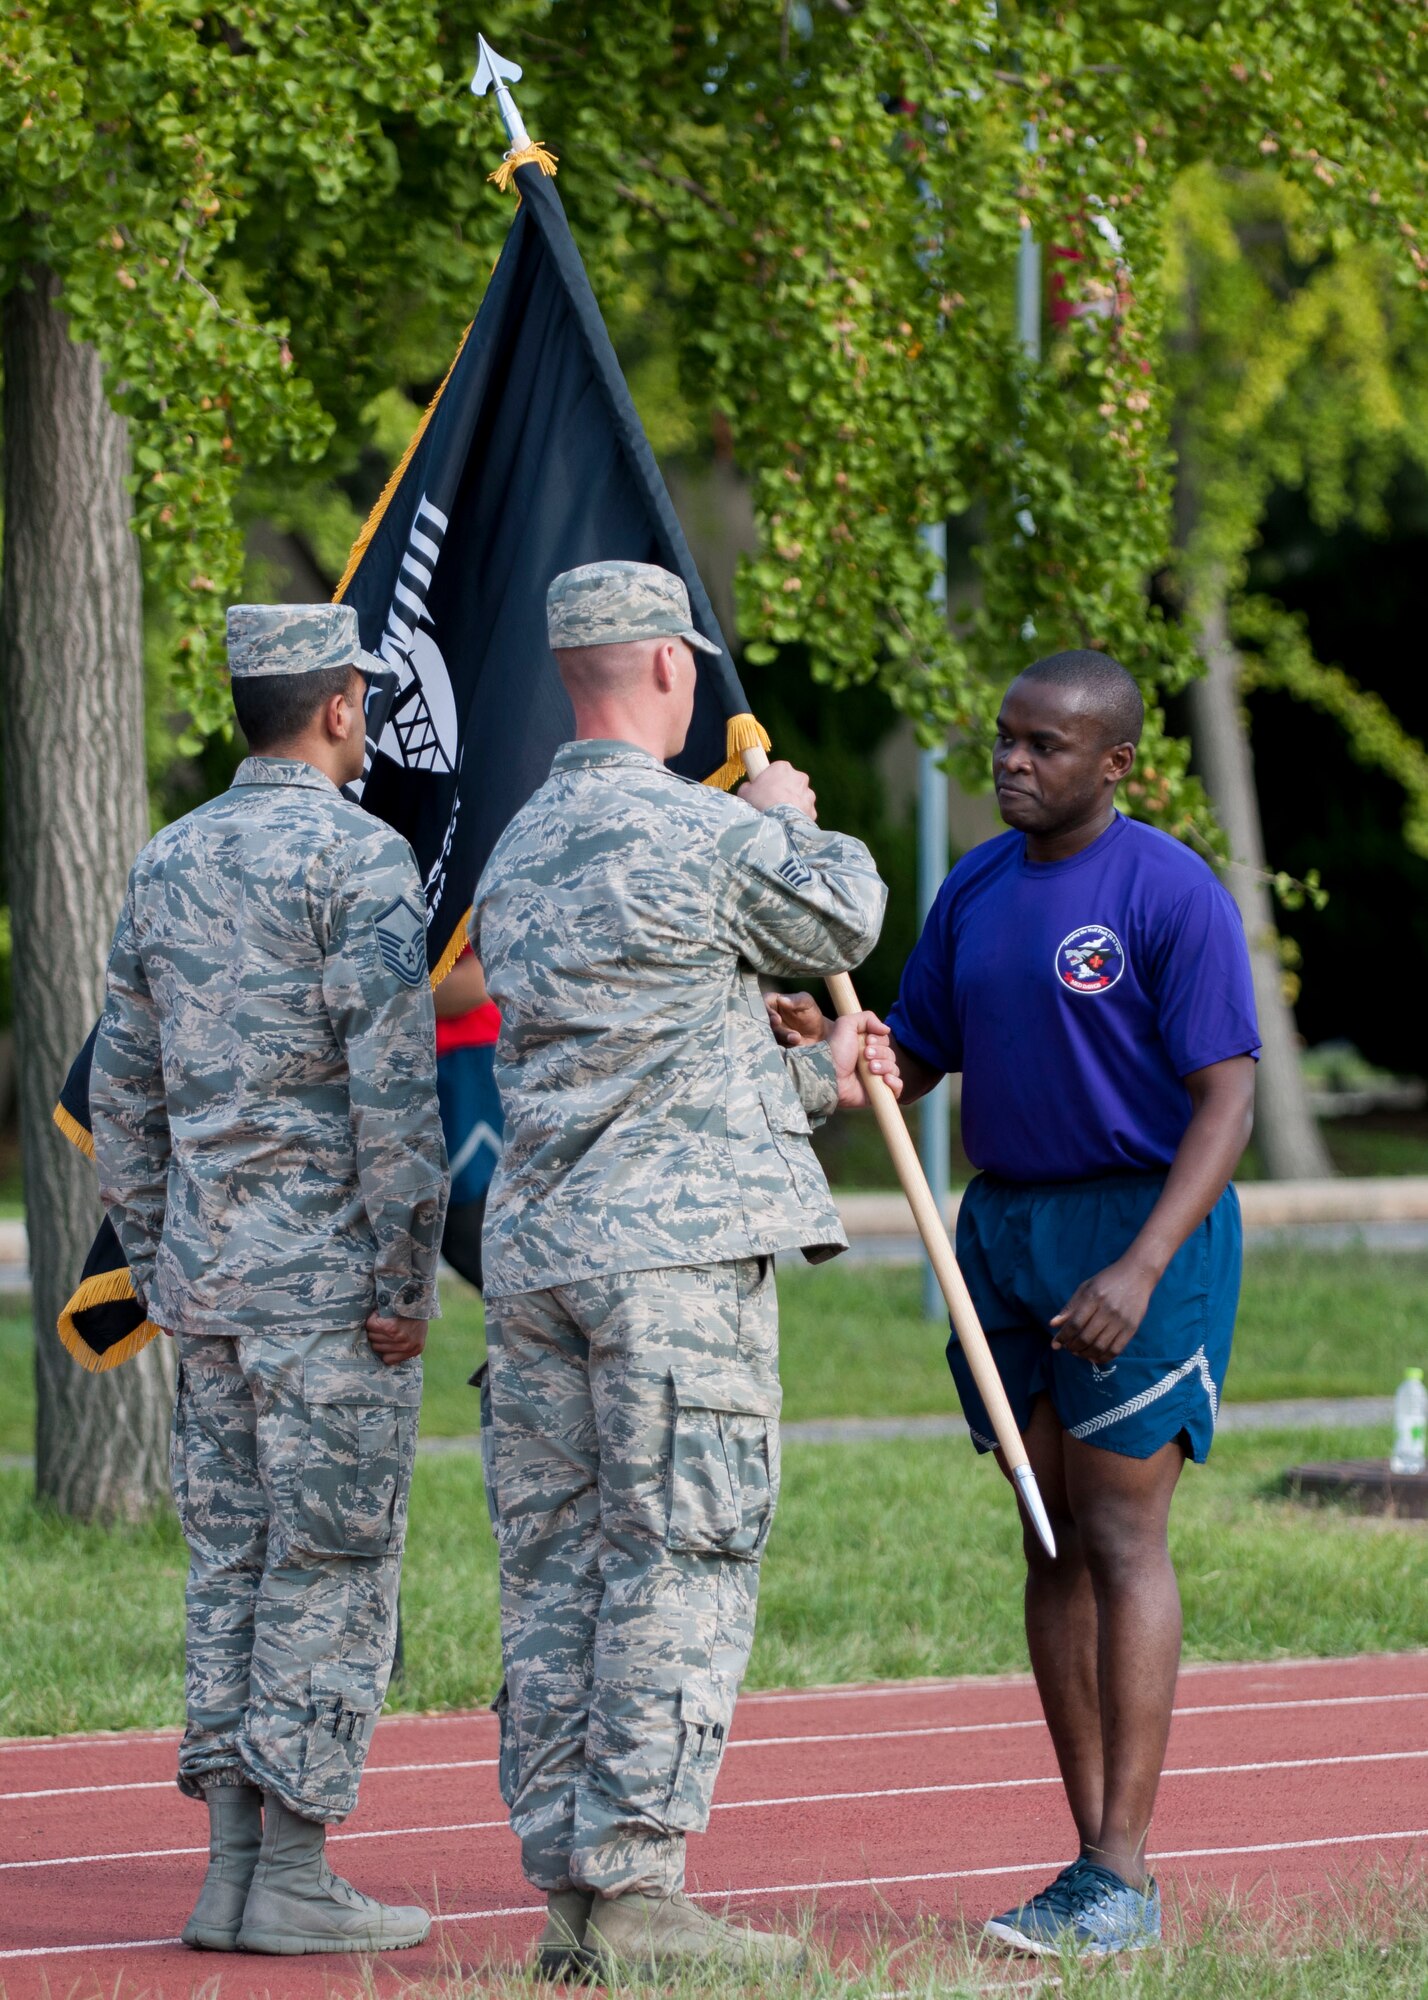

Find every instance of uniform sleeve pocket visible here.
[665,1677,738,1829]
[665,1367,780,1561]
[292,1354,422,1558]
[302,1662,380,1820]
[476,1363,500,1534]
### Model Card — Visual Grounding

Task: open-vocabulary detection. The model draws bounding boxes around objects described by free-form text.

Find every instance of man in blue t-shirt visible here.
[771,650,1259,1959]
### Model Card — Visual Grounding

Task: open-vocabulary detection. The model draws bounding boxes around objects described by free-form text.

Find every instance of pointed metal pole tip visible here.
[1013,1463,1057,1560]
[471,32,531,152]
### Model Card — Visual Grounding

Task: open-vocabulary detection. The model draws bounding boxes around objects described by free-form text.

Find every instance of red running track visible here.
[2,1653,1426,1998]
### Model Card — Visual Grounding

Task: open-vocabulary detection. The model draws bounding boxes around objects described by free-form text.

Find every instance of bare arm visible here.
[1050,1055,1256,1361]
[433,951,489,1019]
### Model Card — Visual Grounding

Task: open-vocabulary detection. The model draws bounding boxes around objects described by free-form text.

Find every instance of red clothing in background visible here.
[436,998,500,1057]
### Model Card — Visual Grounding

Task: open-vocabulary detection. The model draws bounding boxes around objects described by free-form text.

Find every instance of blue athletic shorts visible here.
[948,1173,1242,1463]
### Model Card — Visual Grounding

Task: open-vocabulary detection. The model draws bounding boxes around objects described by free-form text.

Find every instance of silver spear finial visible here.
[471,34,531,154]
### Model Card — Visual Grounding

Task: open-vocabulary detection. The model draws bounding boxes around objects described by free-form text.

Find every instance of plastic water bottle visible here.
[1391,1367,1427,1476]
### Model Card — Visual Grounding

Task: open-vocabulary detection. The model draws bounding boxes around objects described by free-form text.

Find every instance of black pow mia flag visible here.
[54,155,766,1370]
[339,157,763,983]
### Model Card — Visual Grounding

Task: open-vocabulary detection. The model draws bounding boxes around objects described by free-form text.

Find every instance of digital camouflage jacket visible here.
[91,758,448,1338]
[471,740,887,1299]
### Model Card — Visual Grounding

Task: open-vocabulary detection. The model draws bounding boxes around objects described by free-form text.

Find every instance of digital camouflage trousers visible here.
[483,1256,780,1897]
[170,1325,421,1823]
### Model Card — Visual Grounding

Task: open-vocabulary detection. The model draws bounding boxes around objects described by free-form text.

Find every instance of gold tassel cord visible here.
[52,1100,96,1160]
[488,141,559,199]
[430,907,474,992]
[56,1267,160,1373]
[704,713,772,791]
[332,325,474,604]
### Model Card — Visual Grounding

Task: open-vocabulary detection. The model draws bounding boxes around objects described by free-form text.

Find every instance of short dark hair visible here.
[1017,649,1144,749]
[231,664,358,753]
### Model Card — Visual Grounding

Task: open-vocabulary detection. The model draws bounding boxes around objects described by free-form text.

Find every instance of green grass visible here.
[3,1240,1423,1461]
[339,1890,1428,1999]
[814,1104,1428,1189]
[317,1242,1428,1432]
[3,1423,1422,1739]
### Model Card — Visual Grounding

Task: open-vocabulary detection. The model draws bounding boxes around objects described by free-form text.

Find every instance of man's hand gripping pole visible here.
[740,744,1057,1561]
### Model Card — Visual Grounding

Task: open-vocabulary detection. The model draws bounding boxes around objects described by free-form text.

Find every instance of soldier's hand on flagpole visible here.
[828,1010,902,1110]
[365,1312,428,1364]
[765,990,830,1047]
[738,759,818,820]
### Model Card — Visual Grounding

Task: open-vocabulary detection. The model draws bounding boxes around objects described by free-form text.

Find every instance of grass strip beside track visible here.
[2,1424,1423,1738]
[5,1242,1424,1459]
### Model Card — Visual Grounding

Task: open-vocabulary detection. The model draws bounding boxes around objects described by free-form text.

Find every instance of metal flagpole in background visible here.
[917,523,951,1321]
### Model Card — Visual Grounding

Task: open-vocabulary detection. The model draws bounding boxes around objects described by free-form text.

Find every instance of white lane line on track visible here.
[8,1749,1426,1873]
[8,1689,1428,1803]
[7,1655,1424,1757]
[730,1688,1428,1752]
[706,1827,1428,1902]
[1,1756,498,1801]
[9,1830,1425,1963]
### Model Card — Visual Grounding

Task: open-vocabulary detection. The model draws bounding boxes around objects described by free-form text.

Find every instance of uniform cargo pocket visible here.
[492,1679,518,1808]
[170,1364,191,1534]
[665,1368,780,1561]
[476,1363,499,1532]
[292,1355,421,1558]
[302,1662,379,1820]
[665,1679,736,1830]
[759,1079,820,1188]
[760,1080,813,1139]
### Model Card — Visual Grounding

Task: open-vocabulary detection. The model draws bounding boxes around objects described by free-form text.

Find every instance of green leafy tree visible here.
[5,3,1427,1512]
[0,2,523,1515]
[1167,164,1428,1173]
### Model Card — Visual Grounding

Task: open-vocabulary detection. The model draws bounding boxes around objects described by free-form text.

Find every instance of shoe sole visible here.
[982,1918,1061,1957]
[982,1918,1159,1958]
[236,1925,431,1956]
[588,1943,808,1977]
[181,1925,241,1952]
[535,1944,594,1980]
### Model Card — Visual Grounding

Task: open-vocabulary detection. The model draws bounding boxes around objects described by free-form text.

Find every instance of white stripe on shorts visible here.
[1066,1343,1217,1443]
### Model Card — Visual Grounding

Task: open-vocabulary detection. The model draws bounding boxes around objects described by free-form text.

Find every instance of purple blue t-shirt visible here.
[887,814,1261,1184]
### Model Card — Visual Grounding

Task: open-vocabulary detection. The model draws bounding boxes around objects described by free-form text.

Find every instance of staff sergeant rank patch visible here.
[776,849,813,891]
[373,896,427,987]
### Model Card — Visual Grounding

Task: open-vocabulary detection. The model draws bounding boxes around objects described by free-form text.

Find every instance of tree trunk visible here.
[1186,582,1334,1180]
[1,265,175,1519]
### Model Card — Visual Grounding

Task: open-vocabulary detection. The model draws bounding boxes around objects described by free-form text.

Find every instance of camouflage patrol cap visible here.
[546,560,722,657]
[226,602,385,681]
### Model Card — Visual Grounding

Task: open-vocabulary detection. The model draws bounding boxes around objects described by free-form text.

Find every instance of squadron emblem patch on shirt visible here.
[1055,924,1125,995]
[373,896,427,987]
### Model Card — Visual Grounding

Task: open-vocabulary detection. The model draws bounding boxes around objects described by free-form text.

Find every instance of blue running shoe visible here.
[983,1858,1161,1957]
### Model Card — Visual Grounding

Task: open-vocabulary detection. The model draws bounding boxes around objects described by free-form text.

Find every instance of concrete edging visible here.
[835,1176,1428,1239]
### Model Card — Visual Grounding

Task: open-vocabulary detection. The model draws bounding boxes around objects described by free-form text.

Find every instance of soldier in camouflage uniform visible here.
[470,560,896,1975]
[90,603,448,1957]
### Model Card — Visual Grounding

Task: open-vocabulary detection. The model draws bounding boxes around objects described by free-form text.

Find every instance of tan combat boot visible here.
[236,1797,430,1954]
[534,1888,594,1978]
[585,1890,805,1976]
[181,1782,264,1950]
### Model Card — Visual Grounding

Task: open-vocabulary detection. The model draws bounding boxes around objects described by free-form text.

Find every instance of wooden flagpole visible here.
[741,743,1057,1559]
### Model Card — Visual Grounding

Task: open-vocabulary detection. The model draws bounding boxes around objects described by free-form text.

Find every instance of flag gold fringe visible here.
[332,325,474,604]
[704,713,772,791]
[57,1268,160,1373]
[488,142,559,197]
[430,906,474,991]
[53,1100,95,1160]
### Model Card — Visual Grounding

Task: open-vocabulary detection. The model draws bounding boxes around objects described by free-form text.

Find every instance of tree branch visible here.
[623,155,737,230]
